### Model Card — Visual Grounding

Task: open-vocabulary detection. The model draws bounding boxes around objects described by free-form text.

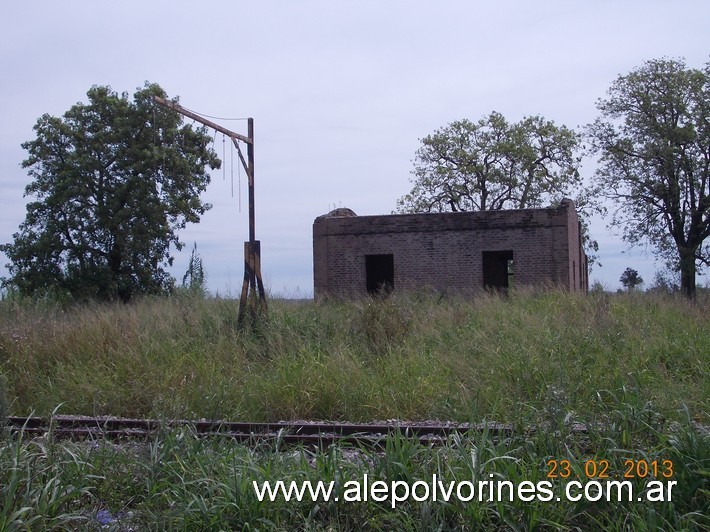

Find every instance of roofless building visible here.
[313,199,588,299]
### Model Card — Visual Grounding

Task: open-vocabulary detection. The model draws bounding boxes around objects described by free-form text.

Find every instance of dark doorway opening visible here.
[482,250,514,291]
[366,254,394,295]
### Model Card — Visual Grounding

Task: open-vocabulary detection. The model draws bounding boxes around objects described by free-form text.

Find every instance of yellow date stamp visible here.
[546,459,674,480]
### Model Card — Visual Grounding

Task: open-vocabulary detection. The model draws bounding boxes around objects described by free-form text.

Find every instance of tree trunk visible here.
[678,247,697,300]
[108,241,131,302]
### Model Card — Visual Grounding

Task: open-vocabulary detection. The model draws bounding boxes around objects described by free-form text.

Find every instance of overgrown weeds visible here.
[0,290,707,425]
[0,396,707,529]
[0,430,94,530]
[0,289,705,528]
[0,372,8,434]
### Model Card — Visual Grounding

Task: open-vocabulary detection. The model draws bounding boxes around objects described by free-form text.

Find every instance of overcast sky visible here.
[1,1,708,297]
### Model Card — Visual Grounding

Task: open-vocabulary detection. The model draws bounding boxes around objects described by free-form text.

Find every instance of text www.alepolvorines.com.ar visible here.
[253,474,677,508]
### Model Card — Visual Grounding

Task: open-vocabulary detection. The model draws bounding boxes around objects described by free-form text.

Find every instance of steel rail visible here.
[6,416,518,447]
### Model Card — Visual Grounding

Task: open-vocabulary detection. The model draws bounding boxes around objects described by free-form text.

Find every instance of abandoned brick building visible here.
[312,199,588,299]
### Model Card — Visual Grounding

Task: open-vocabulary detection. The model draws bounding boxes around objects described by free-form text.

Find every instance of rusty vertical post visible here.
[247,118,257,309]
[248,118,255,245]
[151,96,267,325]
[238,118,267,323]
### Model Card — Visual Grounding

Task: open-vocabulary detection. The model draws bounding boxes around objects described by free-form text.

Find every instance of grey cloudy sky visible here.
[1,1,708,296]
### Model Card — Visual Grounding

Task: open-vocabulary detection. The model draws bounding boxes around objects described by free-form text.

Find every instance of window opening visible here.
[482,250,514,292]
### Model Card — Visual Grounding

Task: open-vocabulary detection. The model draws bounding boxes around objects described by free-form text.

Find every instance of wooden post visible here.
[237,117,267,323]
[238,240,267,323]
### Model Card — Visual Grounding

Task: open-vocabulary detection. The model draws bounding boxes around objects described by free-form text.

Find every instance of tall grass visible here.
[0,289,707,424]
[0,430,94,529]
[0,290,707,529]
[0,372,8,430]
[0,400,707,530]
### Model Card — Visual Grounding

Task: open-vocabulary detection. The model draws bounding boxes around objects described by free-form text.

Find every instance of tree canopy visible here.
[396,112,583,213]
[587,58,710,298]
[619,267,643,291]
[1,83,220,302]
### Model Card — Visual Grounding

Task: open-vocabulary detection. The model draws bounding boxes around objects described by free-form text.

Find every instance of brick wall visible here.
[313,201,587,299]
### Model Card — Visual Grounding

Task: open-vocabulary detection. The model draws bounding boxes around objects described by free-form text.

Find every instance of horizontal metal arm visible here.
[153,96,252,145]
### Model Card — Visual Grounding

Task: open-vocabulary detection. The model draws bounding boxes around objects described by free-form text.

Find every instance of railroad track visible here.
[6,415,515,447]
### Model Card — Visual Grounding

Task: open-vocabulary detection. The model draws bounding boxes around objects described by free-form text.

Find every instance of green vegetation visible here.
[396,112,582,213]
[0,400,707,530]
[588,58,710,299]
[620,267,644,292]
[0,291,707,528]
[0,372,7,431]
[0,83,219,303]
[0,290,706,423]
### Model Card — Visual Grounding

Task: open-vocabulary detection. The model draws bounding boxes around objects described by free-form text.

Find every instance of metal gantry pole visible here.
[153,97,267,323]
[238,116,268,323]
[248,118,255,245]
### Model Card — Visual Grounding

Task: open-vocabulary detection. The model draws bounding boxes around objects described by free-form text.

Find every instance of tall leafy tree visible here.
[396,112,583,213]
[588,58,709,299]
[619,267,644,291]
[1,83,220,302]
[396,112,598,261]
